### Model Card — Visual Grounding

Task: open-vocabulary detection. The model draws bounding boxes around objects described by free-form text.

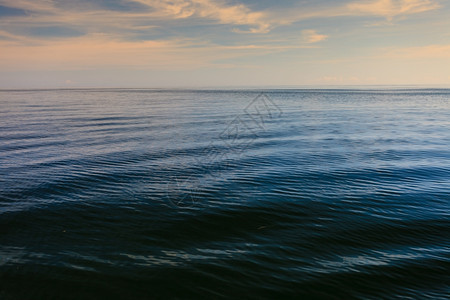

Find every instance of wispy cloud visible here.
[0,0,441,40]
[134,0,271,33]
[347,0,440,20]
[0,0,272,34]
[0,0,447,87]
[301,30,328,44]
[0,0,55,12]
[0,34,313,71]
[383,44,450,58]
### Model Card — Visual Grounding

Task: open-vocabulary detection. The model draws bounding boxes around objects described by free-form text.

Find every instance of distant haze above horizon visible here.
[1,0,449,88]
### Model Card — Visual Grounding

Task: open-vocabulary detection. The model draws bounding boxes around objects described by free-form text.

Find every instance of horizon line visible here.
[1,84,450,91]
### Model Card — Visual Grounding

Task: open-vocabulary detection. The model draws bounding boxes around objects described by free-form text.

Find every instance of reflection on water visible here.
[0,88,449,299]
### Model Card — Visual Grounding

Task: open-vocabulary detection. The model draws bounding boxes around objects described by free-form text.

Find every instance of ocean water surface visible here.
[0,88,449,299]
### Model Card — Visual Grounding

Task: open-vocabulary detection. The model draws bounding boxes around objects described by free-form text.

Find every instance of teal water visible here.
[0,89,449,299]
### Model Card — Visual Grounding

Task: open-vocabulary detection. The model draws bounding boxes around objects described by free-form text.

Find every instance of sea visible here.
[0,88,449,299]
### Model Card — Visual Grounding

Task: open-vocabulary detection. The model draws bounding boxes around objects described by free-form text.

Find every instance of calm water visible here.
[0,89,449,299]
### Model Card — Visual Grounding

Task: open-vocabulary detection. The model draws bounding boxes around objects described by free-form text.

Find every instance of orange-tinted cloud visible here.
[383,44,450,58]
[347,0,440,19]
[301,30,329,44]
[0,34,310,71]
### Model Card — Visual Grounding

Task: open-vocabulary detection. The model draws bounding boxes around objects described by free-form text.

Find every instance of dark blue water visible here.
[1,89,449,299]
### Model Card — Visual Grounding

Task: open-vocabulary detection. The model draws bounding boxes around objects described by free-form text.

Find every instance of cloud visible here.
[0,0,441,41]
[0,35,204,70]
[0,33,306,71]
[273,0,440,27]
[116,0,271,33]
[347,0,440,20]
[301,30,328,44]
[0,4,28,16]
[321,76,343,82]
[0,29,23,41]
[0,0,272,34]
[0,0,55,12]
[383,44,450,58]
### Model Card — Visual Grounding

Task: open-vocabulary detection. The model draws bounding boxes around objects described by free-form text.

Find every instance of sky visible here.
[0,0,449,88]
